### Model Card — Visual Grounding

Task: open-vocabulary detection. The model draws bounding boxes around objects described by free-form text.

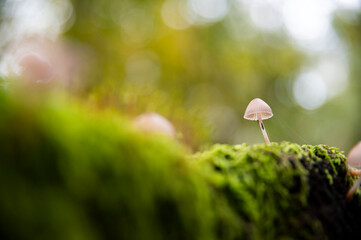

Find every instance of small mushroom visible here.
[347,142,361,176]
[17,52,54,83]
[244,98,273,144]
[346,142,361,200]
[133,112,176,138]
[346,177,361,201]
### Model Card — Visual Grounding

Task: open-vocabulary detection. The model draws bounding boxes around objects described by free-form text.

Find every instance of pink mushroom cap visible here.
[348,142,361,168]
[133,113,175,138]
[244,98,273,121]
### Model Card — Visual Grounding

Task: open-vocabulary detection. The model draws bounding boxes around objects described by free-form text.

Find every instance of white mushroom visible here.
[17,51,54,83]
[133,113,175,138]
[244,98,273,144]
[347,142,361,176]
[346,176,361,201]
[346,142,361,200]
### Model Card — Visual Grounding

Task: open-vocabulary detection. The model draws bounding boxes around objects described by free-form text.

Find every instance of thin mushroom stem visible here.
[257,116,270,144]
[346,176,361,201]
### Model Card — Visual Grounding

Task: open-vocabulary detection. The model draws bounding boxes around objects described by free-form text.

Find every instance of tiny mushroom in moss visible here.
[347,141,361,176]
[346,176,361,201]
[244,98,273,144]
[346,142,361,200]
[133,112,176,138]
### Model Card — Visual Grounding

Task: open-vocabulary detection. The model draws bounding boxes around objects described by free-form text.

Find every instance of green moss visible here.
[193,142,326,240]
[324,169,334,185]
[0,91,215,240]
[0,89,358,240]
[192,142,360,239]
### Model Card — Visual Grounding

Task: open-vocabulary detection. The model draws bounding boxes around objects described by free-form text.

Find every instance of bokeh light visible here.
[0,0,73,41]
[282,0,334,44]
[335,0,361,9]
[0,0,74,80]
[161,0,192,30]
[125,51,161,86]
[250,1,283,32]
[188,0,229,23]
[293,70,327,110]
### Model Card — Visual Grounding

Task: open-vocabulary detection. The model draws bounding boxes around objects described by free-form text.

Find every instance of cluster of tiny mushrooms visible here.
[243,98,361,201]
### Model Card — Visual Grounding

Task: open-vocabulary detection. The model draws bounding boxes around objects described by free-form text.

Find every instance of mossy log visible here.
[0,91,360,240]
[194,144,361,240]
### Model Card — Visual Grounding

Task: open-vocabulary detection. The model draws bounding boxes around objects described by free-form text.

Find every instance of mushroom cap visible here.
[18,52,54,83]
[347,141,361,168]
[244,98,273,120]
[133,112,176,137]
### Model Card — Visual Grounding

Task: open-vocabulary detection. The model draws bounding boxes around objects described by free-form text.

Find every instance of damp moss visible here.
[0,91,216,240]
[0,89,359,240]
[324,169,334,185]
[192,142,359,240]
[193,142,322,239]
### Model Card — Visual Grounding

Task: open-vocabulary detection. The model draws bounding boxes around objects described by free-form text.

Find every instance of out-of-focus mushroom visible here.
[346,142,361,200]
[133,113,175,138]
[347,142,361,176]
[17,51,54,83]
[244,98,273,144]
[4,37,86,88]
[346,176,361,201]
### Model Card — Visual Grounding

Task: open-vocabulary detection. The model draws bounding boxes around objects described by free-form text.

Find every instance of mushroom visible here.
[244,98,273,144]
[17,51,54,83]
[347,142,361,176]
[346,177,361,201]
[346,142,361,200]
[133,112,176,138]
[6,38,85,87]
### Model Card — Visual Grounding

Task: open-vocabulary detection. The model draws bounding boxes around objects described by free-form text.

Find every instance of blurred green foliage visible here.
[334,14,361,146]
[60,0,361,151]
[67,0,308,149]
[0,1,360,150]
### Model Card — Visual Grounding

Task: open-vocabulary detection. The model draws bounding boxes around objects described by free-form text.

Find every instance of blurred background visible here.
[0,0,360,151]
